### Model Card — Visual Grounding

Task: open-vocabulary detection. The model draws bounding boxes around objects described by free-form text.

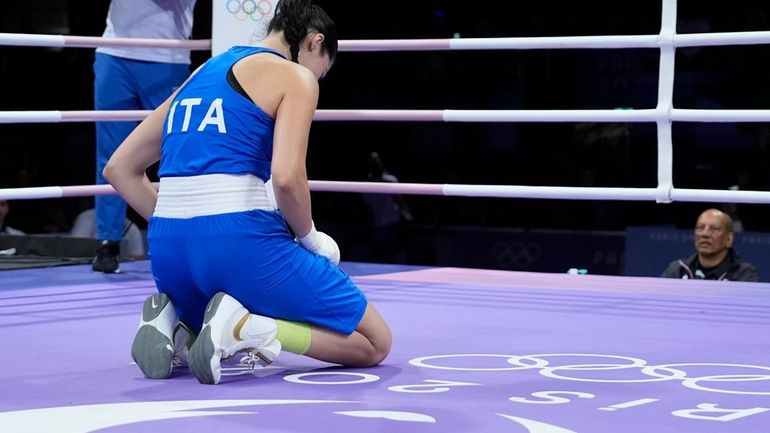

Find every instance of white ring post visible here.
[654,0,678,203]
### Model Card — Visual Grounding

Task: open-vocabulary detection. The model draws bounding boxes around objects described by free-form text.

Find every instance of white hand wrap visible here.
[297,223,340,265]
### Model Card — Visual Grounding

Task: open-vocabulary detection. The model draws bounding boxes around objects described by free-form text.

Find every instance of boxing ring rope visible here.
[4,109,770,124]
[2,182,770,205]
[2,0,770,204]
[0,33,211,50]
[4,30,770,51]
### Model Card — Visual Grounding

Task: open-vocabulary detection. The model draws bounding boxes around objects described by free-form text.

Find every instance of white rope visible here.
[0,33,65,47]
[671,109,770,122]
[0,33,210,50]
[671,189,770,203]
[3,108,770,124]
[2,182,769,204]
[447,35,659,50]
[442,109,658,123]
[0,112,63,123]
[3,31,770,51]
[674,31,770,47]
[0,186,66,200]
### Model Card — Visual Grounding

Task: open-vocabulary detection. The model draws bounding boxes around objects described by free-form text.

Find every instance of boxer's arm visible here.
[271,66,317,239]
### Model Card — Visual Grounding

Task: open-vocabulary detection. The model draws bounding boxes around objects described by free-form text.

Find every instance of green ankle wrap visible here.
[276,319,311,355]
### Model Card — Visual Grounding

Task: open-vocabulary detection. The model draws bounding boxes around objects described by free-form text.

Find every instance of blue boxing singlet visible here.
[148,46,369,336]
[159,46,286,182]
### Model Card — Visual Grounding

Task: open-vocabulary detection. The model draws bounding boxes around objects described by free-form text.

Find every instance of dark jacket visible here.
[661,248,760,282]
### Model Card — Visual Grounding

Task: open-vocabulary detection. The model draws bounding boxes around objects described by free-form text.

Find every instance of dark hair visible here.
[268,0,338,63]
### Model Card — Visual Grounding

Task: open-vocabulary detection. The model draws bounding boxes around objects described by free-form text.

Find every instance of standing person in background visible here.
[71,208,145,259]
[92,0,196,273]
[362,152,413,263]
[661,208,759,281]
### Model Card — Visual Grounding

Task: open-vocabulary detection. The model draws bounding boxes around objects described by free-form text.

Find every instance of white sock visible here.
[240,314,277,339]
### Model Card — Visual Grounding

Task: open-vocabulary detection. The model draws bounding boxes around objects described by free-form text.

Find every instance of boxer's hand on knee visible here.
[298,223,340,265]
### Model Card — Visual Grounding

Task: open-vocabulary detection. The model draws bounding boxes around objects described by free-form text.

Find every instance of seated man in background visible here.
[661,208,759,281]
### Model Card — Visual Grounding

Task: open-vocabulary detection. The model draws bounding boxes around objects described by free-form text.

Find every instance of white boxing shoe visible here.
[131,293,194,379]
[189,292,281,385]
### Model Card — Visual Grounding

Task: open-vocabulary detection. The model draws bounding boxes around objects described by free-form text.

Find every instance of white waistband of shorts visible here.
[154,174,275,218]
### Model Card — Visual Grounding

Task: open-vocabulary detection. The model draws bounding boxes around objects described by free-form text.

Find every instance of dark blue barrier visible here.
[625,226,770,281]
[429,227,625,275]
[327,223,626,275]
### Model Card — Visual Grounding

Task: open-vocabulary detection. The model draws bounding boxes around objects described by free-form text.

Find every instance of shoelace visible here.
[171,342,188,367]
[171,355,185,368]
[171,323,192,367]
[238,349,275,370]
[239,352,261,370]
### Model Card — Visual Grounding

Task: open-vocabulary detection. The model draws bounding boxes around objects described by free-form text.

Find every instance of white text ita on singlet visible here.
[166,98,227,134]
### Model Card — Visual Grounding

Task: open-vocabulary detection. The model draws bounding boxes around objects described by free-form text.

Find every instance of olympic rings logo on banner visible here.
[409,353,770,396]
[226,0,274,22]
[491,241,542,269]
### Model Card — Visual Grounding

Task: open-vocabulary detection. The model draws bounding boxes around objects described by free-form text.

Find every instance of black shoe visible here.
[93,240,120,273]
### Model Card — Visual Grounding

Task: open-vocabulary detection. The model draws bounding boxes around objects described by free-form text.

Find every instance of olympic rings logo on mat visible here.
[226,0,274,22]
[409,353,770,396]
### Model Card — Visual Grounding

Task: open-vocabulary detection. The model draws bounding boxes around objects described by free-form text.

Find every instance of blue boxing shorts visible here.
[147,209,368,335]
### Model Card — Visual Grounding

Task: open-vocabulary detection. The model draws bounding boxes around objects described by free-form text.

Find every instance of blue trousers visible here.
[93,53,189,241]
[148,210,368,335]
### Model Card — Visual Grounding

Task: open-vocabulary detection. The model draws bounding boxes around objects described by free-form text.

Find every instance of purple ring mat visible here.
[1,260,769,432]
